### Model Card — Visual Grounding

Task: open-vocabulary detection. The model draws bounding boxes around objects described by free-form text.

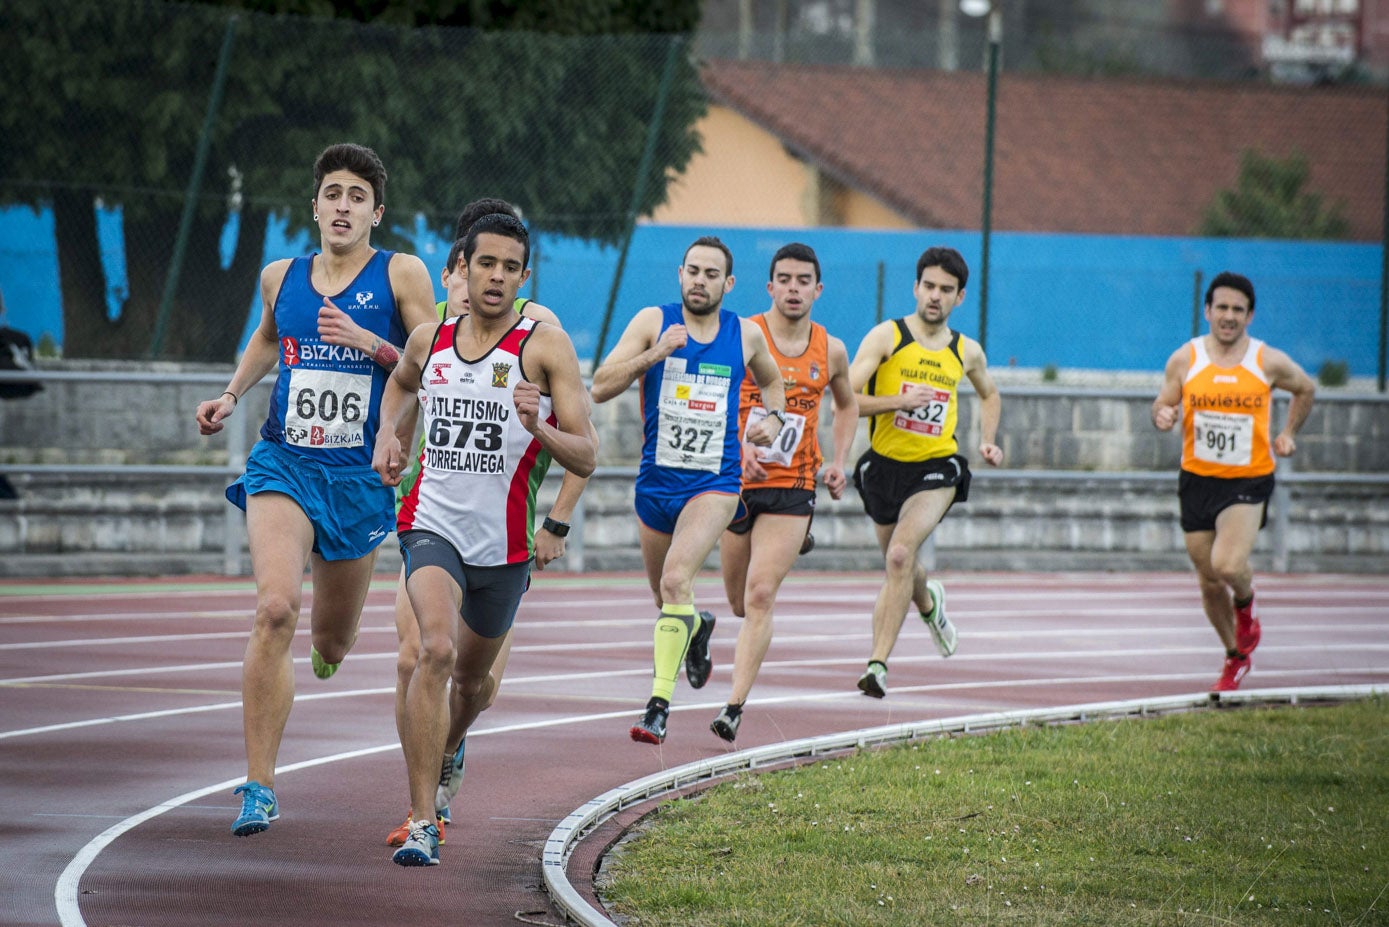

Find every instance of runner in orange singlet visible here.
[1152,271,1315,692]
[709,243,857,742]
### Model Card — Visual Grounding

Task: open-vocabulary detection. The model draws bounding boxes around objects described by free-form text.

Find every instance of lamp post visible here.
[960,0,1000,354]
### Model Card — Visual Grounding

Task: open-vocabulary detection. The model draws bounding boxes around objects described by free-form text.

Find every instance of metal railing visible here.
[3,370,1386,576]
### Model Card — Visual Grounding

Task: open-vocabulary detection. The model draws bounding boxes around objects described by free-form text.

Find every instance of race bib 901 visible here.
[1192,410,1253,466]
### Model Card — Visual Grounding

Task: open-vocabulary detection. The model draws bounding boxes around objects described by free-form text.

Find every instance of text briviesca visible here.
[1188,393,1265,410]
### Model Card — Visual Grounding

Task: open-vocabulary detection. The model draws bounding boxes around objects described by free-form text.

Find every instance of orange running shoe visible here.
[386,810,445,847]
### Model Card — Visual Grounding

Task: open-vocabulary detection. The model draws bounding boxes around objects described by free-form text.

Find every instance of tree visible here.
[0,0,703,360]
[1198,149,1350,240]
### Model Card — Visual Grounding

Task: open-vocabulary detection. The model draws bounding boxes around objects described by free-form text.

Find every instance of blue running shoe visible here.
[435,737,465,819]
[230,781,278,836]
[309,645,340,680]
[392,820,440,866]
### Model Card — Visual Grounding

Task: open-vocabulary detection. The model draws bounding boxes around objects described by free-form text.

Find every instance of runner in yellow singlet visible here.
[1152,271,1315,692]
[847,246,1002,699]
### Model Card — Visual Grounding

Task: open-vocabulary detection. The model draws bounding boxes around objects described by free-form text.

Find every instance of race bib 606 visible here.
[284,368,370,448]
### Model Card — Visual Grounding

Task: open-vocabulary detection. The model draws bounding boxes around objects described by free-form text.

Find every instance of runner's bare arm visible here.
[1152,346,1190,431]
[195,260,288,435]
[742,321,786,448]
[962,336,1003,466]
[516,326,596,477]
[373,325,432,486]
[847,321,918,417]
[823,335,858,498]
[590,307,682,403]
[1264,346,1317,456]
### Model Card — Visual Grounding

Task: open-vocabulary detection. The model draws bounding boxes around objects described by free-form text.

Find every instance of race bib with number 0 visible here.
[744,405,806,468]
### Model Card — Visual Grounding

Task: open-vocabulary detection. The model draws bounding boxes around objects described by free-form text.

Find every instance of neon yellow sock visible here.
[651,603,697,703]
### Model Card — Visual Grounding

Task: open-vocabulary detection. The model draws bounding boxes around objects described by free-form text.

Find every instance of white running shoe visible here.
[923,579,957,657]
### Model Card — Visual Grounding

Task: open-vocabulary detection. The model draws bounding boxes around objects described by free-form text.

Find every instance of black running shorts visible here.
[1178,470,1274,533]
[726,487,816,535]
[399,529,531,639]
[852,449,971,526]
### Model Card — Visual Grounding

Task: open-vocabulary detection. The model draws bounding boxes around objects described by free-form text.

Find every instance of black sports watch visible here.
[542,516,570,537]
[766,408,787,427]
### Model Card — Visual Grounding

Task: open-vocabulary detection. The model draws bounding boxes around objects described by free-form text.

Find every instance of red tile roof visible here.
[700,60,1385,239]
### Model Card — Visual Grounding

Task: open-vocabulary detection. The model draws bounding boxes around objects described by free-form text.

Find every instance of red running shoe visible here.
[1234,596,1261,656]
[1211,654,1251,692]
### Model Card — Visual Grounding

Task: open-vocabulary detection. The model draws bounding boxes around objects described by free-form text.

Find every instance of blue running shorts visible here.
[226,439,395,561]
[635,488,738,535]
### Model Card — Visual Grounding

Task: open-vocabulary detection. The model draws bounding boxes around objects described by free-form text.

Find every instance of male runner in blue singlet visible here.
[591,236,787,744]
[195,143,437,837]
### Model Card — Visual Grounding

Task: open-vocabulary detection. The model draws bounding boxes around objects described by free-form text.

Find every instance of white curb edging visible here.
[541,684,1384,927]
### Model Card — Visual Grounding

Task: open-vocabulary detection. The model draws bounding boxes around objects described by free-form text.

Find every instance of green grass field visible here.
[600,698,1388,926]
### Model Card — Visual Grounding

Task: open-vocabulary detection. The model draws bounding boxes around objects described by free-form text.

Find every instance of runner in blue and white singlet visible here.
[636,300,745,511]
[590,235,788,746]
[193,143,440,841]
[262,249,406,465]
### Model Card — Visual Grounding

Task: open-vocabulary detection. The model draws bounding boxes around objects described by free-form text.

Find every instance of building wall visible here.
[647,104,910,229]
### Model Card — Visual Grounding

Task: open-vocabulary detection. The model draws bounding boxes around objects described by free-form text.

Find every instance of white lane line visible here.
[49,705,661,927]
[7,641,1388,742]
[4,625,1386,686]
[10,577,1385,622]
[5,604,1383,653]
[49,671,1389,927]
[0,624,402,650]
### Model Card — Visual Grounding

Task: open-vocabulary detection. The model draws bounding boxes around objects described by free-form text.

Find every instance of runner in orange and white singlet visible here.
[709,243,858,743]
[1153,271,1316,693]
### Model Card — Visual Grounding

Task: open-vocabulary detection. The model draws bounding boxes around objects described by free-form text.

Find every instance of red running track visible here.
[1,570,1386,926]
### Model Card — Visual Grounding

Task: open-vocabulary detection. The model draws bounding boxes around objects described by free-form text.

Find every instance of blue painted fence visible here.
[0,206,1380,377]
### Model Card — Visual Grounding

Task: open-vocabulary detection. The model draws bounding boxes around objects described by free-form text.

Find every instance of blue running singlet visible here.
[260,250,406,469]
[636,302,745,500]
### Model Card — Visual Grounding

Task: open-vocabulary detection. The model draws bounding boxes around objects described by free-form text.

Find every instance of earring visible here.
[313,214,319,221]
[373,220,380,226]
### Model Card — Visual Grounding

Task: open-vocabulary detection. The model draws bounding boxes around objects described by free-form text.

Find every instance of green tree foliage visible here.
[1199,149,1350,240]
[0,0,703,360]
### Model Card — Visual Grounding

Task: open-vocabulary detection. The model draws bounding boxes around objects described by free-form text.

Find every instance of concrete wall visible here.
[2,365,1386,577]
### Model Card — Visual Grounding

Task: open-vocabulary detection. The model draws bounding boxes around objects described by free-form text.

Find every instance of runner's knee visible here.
[416,631,455,677]
[252,594,298,640]
[884,542,916,575]
[745,578,779,614]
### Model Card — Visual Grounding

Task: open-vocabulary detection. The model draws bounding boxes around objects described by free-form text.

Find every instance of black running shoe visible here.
[710,706,742,742]
[684,611,716,689]
[629,698,669,744]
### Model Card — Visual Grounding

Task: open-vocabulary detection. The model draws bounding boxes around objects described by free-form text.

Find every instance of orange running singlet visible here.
[1180,336,1274,478]
[737,314,832,490]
